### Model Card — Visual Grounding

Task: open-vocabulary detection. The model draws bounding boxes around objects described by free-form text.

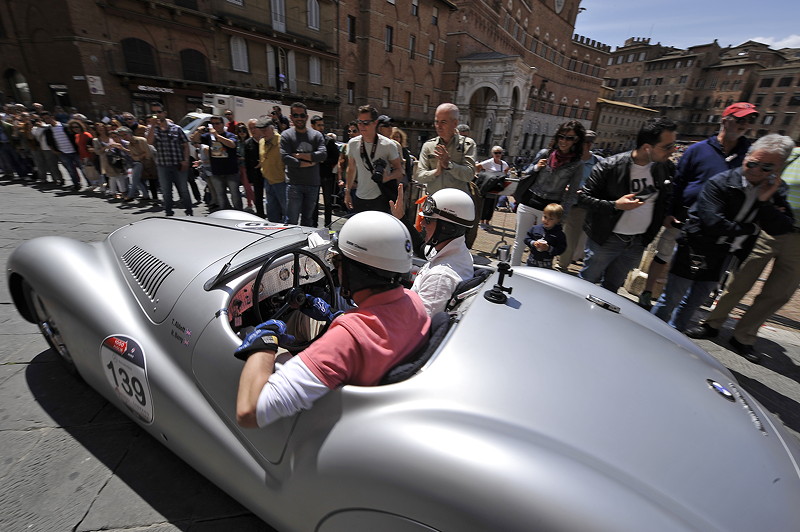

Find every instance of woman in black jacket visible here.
[509,120,585,265]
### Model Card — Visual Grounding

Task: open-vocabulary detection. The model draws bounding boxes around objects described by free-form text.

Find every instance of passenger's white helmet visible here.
[421,188,475,228]
[336,211,413,274]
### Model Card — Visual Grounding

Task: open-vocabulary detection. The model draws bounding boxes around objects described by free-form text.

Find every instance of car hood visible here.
[375,269,800,529]
[107,217,314,323]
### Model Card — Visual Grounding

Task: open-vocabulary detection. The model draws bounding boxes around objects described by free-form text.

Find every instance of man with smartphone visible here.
[650,134,795,352]
[577,117,677,293]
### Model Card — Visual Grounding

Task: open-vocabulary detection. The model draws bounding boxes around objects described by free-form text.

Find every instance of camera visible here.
[371,158,388,184]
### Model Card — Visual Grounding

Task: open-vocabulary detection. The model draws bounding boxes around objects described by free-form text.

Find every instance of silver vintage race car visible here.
[7,211,800,531]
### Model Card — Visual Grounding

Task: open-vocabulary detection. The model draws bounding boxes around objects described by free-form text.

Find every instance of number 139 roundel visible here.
[101,335,153,424]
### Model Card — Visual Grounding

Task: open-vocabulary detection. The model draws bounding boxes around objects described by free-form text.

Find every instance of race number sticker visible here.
[100,335,153,424]
[235,222,292,230]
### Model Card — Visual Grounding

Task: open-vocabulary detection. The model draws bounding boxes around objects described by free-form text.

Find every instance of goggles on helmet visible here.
[421,195,472,227]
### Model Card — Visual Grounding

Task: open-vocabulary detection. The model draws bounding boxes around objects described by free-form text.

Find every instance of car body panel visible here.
[8,215,800,531]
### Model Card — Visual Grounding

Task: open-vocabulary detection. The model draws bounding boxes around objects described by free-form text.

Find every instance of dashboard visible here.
[227,247,333,329]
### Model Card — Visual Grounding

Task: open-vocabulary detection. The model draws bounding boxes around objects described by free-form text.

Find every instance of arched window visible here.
[121,38,157,76]
[307,0,320,30]
[180,49,208,82]
[230,36,249,72]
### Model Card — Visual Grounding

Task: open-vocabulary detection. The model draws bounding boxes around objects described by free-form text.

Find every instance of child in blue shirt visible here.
[524,203,567,268]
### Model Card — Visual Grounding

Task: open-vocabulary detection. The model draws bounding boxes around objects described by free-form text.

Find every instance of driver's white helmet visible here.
[421,188,475,228]
[337,211,413,274]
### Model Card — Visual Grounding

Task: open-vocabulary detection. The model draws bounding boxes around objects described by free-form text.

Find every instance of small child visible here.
[524,203,567,269]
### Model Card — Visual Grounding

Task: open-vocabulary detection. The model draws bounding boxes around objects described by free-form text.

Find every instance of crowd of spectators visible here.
[3,98,798,362]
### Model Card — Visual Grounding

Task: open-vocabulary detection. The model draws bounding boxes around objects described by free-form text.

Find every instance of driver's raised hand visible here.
[301,295,342,323]
[234,319,295,361]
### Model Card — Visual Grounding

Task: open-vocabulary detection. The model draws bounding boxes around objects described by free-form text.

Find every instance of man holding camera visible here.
[145,102,193,216]
[191,115,241,210]
[344,105,404,214]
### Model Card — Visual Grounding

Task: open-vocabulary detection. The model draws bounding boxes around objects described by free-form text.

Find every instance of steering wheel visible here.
[252,248,338,352]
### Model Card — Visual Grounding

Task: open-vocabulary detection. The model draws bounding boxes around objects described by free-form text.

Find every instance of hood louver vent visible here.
[122,246,174,301]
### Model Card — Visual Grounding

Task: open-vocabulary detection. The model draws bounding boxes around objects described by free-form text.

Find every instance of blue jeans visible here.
[579,234,645,293]
[57,151,84,186]
[157,165,192,216]
[287,183,319,226]
[126,161,149,199]
[651,273,718,332]
[266,181,288,223]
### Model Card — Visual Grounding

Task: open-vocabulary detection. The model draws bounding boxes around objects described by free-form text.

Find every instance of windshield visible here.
[204,225,331,289]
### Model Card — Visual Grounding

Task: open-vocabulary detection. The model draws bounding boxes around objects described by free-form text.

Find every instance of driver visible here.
[235,211,431,428]
[396,187,475,315]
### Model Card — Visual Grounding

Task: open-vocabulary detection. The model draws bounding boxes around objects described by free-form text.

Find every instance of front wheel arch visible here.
[8,272,38,323]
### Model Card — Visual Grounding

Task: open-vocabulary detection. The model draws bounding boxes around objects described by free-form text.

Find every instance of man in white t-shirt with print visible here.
[343,104,404,214]
[577,117,677,293]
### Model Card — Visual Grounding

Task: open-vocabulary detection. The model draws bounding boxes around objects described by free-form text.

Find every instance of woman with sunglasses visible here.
[235,124,256,211]
[510,120,586,265]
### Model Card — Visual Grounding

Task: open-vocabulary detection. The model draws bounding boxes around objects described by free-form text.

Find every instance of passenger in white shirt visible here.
[391,187,475,316]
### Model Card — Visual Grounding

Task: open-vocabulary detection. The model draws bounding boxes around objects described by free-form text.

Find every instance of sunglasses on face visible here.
[655,143,677,151]
[745,160,776,172]
[291,113,307,118]
[348,129,358,134]
[493,151,502,155]
[556,134,577,141]
[729,115,757,125]
[357,119,375,125]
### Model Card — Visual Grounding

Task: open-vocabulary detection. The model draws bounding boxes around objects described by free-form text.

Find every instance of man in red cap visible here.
[638,102,759,308]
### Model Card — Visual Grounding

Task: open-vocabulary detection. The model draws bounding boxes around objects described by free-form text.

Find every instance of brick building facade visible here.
[1,0,611,157]
[603,37,800,143]
[0,0,339,124]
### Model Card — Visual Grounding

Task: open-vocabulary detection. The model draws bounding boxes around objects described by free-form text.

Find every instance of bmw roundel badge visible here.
[707,379,735,402]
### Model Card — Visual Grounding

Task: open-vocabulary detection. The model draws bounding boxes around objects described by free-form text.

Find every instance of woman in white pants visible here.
[510,121,585,265]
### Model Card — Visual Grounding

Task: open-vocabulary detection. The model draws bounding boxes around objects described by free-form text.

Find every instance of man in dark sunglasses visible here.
[279,101,328,226]
[652,134,795,359]
[343,104,404,214]
[687,143,800,362]
[638,101,759,309]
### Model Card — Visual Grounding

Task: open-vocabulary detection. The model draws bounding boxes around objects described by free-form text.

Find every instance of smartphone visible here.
[634,185,657,201]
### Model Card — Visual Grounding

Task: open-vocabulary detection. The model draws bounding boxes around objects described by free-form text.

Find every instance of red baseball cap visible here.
[723,102,758,118]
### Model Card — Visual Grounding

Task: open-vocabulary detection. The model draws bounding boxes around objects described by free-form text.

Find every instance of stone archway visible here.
[469,86,499,157]
[454,52,535,158]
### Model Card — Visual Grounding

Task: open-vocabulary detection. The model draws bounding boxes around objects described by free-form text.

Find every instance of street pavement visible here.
[2,176,800,531]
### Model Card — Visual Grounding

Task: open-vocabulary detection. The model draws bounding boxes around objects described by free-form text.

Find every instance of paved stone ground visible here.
[0,177,275,531]
[1,176,799,531]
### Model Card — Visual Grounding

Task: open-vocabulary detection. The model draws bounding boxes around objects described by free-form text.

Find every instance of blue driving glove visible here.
[300,295,343,323]
[234,319,295,361]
